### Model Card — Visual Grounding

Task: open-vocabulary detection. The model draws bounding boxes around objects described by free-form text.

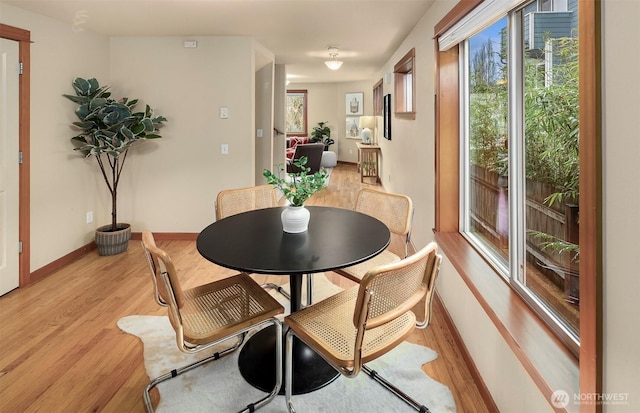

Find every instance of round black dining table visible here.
[196,206,390,395]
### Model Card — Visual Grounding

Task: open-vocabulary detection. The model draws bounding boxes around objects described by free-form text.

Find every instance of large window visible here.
[436,0,600,405]
[460,0,579,349]
[286,89,307,137]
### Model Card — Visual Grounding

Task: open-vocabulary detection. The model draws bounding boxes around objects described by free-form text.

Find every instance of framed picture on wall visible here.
[346,117,360,139]
[345,92,364,116]
[383,94,391,140]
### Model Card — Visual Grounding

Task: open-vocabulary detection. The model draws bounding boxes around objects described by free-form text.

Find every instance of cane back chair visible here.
[215,184,278,220]
[141,231,284,413]
[215,184,315,305]
[335,188,413,283]
[284,241,441,413]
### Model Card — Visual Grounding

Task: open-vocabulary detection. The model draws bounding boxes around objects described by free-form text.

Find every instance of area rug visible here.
[118,274,456,412]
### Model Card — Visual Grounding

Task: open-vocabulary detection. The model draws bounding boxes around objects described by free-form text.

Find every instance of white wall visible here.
[602,0,640,411]
[255,62,274,185]
[109,36,255,233]
[0,3,110,271]
[273,64,287,171]
[335,81,376,164]
[373,3,440,253]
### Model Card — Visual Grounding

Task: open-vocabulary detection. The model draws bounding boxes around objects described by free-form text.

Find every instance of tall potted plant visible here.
[64,77,167,255]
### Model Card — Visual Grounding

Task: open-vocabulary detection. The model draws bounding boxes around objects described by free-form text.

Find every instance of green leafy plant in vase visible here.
[64,77,167,255]
[263,157,328,233]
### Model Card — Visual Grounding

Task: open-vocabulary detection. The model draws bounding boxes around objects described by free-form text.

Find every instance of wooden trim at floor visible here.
[29,242,97,284]
[434,292,498,413]
[30,233,199,283]
[129,232,198,241]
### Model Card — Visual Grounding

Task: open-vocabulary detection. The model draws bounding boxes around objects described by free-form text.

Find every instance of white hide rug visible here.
[117,274,456,413]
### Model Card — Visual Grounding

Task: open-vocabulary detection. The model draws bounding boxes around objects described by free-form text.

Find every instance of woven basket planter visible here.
[95,223,131,256]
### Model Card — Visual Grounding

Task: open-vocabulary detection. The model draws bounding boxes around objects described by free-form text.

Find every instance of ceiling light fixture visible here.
[324,47,343,70]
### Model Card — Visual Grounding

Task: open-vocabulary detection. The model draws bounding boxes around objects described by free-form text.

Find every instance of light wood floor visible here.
[0,163,492,413]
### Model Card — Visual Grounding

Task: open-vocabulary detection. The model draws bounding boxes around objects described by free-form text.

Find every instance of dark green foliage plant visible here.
[469,35,579,259]
[523,36,579,208]
[63,77,167,231]
[310,121,334,149]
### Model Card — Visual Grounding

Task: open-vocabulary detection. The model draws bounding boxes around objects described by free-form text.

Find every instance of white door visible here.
[0,39,20,296]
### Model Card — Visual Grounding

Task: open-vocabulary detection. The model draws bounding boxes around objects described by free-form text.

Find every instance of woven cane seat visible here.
[180,273,284,345]
[141,230,284,412]
[286,287,415,368]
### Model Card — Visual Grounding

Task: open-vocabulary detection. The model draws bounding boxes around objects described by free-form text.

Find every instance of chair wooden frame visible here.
[141,231,284,413]
[215,184,278,221]
[284,241,441,413]
[335,188,414,284]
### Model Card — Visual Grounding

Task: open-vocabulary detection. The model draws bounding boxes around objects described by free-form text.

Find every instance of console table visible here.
[356,142,381,183]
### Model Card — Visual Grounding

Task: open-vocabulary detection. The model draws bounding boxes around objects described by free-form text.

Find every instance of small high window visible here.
[373,78,383,116]
[394,48,415,118]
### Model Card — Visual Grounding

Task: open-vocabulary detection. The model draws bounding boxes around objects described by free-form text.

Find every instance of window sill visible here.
[434,231,579,412]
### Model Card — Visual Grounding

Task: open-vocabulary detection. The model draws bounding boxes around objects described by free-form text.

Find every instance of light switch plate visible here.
[257,128,263,138]
[220,107,229,119]
[221,144,229,154]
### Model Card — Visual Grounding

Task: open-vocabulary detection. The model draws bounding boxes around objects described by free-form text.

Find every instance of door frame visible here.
[0,24,30,287]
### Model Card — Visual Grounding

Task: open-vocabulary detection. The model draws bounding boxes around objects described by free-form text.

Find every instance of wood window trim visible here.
[0,24,31,287]
[373,78,383,116]
[393,48,416,119]
[433,1,602,412]
[286,89,308,137]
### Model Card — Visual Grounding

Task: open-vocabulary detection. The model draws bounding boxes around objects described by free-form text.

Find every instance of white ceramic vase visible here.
[281,205,310,233]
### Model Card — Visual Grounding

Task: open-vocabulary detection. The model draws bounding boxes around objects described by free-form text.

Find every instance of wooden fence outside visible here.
[469,165,580,303]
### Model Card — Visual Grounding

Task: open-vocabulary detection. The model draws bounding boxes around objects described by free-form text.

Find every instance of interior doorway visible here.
[0,38,20,295]
[0,23,31,289]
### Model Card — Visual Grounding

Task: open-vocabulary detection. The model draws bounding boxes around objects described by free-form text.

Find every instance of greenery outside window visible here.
[436,0,600,406]
[459,0,580,352]
[286,89,307,137]
[394,48,415,118]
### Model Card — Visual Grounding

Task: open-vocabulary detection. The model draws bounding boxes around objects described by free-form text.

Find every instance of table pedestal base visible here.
[238,325,340,395]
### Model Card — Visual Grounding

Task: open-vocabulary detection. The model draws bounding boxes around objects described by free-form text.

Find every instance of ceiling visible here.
[2,0,435,83]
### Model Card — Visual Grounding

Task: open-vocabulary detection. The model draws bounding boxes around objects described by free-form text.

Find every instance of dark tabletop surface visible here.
[196,206,390,275]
